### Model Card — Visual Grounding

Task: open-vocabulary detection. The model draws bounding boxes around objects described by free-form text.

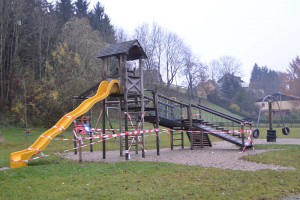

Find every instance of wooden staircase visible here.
[181,119,212,148]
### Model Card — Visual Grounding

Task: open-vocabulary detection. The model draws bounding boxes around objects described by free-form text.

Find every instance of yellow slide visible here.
[10,80,120,169]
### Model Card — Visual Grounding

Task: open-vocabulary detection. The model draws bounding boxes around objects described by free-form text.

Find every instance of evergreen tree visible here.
[89,2,115,43]
[219,73,242,99]
[55,0,74,26]
[74,0,89,18]
[250,63,260,85]
[249,64,280,95]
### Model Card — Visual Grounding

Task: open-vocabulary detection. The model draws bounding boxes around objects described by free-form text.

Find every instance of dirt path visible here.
[61,138,300,171]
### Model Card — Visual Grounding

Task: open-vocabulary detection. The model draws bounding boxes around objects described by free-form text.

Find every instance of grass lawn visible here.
[0,126,300,199]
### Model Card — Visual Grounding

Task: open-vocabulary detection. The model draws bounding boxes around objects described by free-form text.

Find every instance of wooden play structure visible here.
[10,40,254,169]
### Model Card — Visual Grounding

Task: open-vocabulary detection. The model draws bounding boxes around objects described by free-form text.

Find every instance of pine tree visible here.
[250,63,260,83]
[55,0,74,26]
[74,0,89,18]
[220,74,242,99]
[89,2,115,43]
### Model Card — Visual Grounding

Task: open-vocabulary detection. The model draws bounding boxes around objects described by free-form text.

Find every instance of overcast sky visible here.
[88,0,300,83]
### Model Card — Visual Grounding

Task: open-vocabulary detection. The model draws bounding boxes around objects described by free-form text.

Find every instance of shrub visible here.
[229,103,241,112]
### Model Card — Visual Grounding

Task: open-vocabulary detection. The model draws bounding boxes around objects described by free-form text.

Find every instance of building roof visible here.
[256,92,300,102]
[97,40,147,61]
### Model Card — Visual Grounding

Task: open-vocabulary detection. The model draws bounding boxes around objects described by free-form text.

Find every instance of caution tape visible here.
[11,128,160,163]
[137,112,145,130]
[124,112,135,128]
[11,153,49,163]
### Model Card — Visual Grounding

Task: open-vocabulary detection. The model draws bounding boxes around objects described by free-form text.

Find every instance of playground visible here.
[1,40,300,199]
[9,40,257,169]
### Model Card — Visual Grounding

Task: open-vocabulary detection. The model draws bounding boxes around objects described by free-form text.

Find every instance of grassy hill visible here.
[152,84,244,120]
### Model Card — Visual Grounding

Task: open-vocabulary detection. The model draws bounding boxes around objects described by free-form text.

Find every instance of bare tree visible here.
[210,56,242,81]
[134,23,164,71]
[134,23,152,70]
[285,56,300,96]
[182,47,207,97]
[134,22,190,89]
[151,22,165,79]
[134,22,166,87]
[164,32,185,88]
[115,27,130,42]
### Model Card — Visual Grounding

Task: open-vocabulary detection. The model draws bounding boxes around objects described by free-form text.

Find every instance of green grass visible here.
[1,126,300,199]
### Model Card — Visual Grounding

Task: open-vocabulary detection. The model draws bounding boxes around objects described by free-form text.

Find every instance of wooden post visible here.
[73,134,77,155]
[200,130,204,148]
[266,100,276,142]
[121,54,129,160]
[241,123,245,147]
[78,137,82,163]
[119,100,123,157]
[102,100,106,159]
[181,130,184,149]
[188,103,193,150]
[154,91,160,155]
[89,131,93,152]
[124,114,129,160]
[268,101,273,131]
[139,58,145,158]
[190,131,193,150]
[170,130,174,150]
[88,115,93,153]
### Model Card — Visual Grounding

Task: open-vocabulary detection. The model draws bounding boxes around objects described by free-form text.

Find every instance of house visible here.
[255,92,300,116]
[197,79,219,98]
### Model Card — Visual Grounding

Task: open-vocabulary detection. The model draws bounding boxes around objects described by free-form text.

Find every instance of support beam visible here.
[102,99,106,159]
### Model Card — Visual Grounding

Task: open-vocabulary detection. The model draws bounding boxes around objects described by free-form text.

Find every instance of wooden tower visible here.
[97,40,147,160]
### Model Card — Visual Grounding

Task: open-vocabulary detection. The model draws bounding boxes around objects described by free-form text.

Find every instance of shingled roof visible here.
[256,92,300,102]
[97,40,147,61]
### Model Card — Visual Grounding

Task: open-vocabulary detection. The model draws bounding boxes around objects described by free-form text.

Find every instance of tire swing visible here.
[271,98,291,136]
[255,95,291,140]
[282,126,290,136]
[252,129,260,138]
[253,96,267,139]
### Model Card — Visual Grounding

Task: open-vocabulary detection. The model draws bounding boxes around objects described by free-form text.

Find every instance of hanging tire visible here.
[267,130,277,142]
[267,135,277,139]
[252,129,260,138]
[282,127,290,135]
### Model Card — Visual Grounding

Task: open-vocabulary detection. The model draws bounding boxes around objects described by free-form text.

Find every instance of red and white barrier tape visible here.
[137,112,145,130]
[11,153,49,163]
[124,112,135,128]
[11,128,160,163]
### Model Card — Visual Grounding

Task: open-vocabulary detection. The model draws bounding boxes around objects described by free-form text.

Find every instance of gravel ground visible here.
[61,138,300,171]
